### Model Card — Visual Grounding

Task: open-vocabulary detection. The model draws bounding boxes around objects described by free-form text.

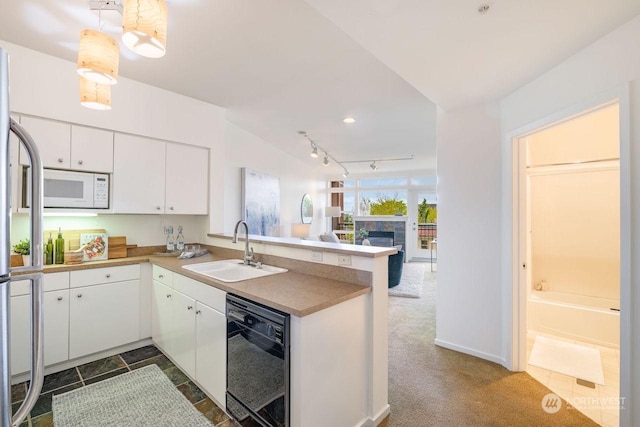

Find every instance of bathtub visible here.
[528,290,620,348]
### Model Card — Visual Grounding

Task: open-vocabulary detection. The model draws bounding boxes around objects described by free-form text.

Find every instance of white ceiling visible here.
[1,0,639,175]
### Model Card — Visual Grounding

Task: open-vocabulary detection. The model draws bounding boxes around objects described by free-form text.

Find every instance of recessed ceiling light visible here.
[343,117,356,124]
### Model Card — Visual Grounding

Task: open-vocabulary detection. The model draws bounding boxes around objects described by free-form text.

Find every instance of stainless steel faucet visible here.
[232,220,254,265]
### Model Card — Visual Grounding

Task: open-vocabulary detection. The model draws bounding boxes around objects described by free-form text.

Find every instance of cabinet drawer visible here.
[174,273,225,313]
[11,271,70,296]
[153,266,174,287]
[70,264,140,288]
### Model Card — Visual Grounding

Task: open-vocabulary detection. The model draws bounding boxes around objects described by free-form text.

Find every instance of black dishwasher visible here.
[226,294,290,427]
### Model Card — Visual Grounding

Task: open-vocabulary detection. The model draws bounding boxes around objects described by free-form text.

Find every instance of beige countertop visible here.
[19,253,371,317]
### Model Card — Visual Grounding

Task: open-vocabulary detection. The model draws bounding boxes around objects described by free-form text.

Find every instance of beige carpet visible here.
[380,266,598,427]
[388,262,425,298]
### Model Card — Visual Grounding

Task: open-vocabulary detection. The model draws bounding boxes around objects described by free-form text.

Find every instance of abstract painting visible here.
[241,168,280,236]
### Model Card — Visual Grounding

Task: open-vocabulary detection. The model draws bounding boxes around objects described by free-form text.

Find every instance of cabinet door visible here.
[113,134,166,214]
[151,280,174,355]
[10,293,30,375]
[165,143,209,214]
[69,280,140,359]
[43,289,70,366]
[171,290,197,379]
[19,116,71,168]
[71,126,114,172]
[10,289,70,374]
[196,302,226,405]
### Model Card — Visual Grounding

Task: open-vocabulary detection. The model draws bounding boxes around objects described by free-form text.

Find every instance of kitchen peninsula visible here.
[11,237,394,427]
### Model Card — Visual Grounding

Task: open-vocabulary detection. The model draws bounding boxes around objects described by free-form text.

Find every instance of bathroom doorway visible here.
[516,101,621,426]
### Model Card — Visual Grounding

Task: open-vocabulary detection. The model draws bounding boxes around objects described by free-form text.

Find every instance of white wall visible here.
[499,15,640,426]
[2,40,325,243]
[220,122,326,237]
[435,103,503,363]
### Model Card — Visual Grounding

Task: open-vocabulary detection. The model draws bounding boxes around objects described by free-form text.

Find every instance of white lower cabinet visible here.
[151,267,226,405]
[10,273,70,375]
[69,280,140,359]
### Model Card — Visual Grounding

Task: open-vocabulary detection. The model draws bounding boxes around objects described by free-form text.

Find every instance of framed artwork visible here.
[301,194,313,224]
[241,168,280,236]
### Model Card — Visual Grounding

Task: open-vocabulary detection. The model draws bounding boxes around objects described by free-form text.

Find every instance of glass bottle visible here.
[45,233,54,265]
[55,228,65,264]
[166,225,175,252]
[176,226,185,251]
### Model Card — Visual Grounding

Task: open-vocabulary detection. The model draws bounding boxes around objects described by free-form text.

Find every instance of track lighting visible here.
[298,131,350,176]
[370,161,378,171]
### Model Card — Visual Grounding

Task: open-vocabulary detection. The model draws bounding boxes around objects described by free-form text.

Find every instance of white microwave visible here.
[23,168,110,209]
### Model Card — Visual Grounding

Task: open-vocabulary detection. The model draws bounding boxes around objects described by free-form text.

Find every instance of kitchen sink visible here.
[182,259,288,282]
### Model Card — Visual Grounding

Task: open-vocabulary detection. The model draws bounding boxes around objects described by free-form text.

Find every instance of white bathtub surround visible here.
[529,335,604,385]
[528,290,620,348]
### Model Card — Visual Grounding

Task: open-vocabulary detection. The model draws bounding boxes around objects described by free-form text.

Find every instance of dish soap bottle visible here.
[45,233,54,265]
[176,226,185,252]
[166,226,175,252]
[54,228,65,264]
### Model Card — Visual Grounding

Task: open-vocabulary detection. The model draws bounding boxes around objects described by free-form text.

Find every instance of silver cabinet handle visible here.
[158,274,164,279]
[196,310,201,315]
[57,296,63,301]
[77,160,83,165]
[169,206,174,211]
[156,206,161,210]
[106,274,111,278]
[57,157,64,163]
[166,294,171,298]
[77,293,82,298]
[187,306,193,310]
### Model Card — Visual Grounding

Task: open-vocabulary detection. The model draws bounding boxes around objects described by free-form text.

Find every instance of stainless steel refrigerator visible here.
[1,47,45,427]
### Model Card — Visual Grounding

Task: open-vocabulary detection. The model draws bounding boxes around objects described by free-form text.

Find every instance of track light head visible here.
[323,155,330,166]
[370,161,378,171]
[310,144,318,158]
[342,169,349,178]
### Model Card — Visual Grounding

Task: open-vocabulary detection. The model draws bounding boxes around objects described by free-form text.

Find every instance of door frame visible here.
[406,190,436,260]
[505,86,630,378]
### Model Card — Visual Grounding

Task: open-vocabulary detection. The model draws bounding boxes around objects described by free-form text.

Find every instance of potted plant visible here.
[358,228,370,245]
[13,238,31,267]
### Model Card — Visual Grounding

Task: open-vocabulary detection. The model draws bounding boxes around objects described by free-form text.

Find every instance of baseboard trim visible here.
[434,338,506,367]
[358,404,391,426]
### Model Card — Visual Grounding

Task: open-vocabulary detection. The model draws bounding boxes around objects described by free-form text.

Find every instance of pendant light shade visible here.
[122,0,168,58]
[79,77,112,110]
[77,29,119,85]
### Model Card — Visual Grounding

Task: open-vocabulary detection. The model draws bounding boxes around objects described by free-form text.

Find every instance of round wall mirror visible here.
[301,194,313,224]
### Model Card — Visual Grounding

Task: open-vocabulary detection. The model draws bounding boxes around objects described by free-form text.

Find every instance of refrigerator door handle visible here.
[10,274,44,427]
[7,119,44,427]
[9,118,43,273]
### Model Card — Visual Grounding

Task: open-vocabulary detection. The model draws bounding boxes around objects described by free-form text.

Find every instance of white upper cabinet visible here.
[165,143,208,214]
[114,134,209,214]
[70,125,114,172]
[113,133,166,214]
[19,116,71,168]
[19,117,114,173]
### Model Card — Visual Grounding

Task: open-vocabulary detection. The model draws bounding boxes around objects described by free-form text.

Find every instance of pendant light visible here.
[76,29,119,85]
[122,0,168,58]
[79,77,112,110]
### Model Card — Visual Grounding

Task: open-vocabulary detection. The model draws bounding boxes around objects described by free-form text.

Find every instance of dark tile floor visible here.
[10,345,236,427]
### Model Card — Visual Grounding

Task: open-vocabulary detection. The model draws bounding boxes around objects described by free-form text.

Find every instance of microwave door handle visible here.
[10,118,43,272]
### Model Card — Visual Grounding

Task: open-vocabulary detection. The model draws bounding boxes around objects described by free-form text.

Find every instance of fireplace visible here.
[367,231,394,247]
